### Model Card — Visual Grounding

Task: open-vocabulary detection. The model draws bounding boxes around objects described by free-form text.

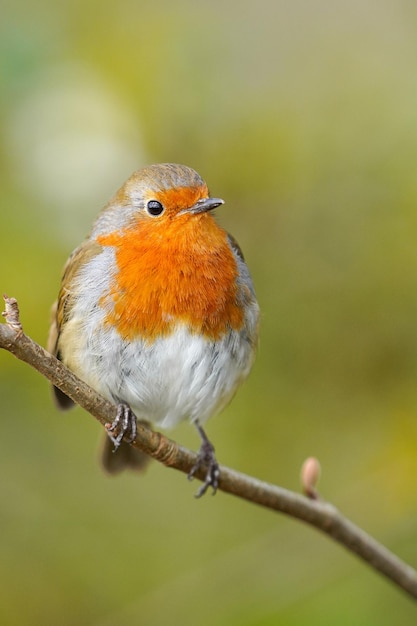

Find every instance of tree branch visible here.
[1,295,417,600]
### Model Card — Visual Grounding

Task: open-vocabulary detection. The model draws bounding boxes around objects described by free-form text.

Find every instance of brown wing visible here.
[227,232,245,262]
[48,241,102,410]
[49,240,150,474]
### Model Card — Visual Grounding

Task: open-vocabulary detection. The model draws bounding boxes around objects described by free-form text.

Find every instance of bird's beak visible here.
[187,197,225,214]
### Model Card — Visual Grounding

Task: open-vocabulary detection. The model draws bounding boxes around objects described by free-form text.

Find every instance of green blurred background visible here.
[2,0,417,624]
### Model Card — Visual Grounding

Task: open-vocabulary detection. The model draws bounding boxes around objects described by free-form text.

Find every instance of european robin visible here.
[48,163,259,496]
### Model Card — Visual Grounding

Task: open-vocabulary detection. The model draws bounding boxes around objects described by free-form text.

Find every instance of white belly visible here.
[64,319,255,429]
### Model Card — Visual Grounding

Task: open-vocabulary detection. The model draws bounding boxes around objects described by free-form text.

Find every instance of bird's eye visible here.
[146,200,164,216]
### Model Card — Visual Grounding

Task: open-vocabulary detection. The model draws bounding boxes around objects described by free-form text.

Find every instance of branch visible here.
[2,295,417,600]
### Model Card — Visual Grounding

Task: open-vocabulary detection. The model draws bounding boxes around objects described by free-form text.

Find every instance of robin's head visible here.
[93,163,224,236]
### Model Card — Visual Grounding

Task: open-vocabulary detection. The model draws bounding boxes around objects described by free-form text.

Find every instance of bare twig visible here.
[1,295,417,600]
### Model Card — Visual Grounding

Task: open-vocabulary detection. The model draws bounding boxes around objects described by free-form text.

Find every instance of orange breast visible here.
[97,213,244,342]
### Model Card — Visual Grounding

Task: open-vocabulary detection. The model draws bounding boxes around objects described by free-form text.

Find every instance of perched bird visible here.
[48,163,259,495]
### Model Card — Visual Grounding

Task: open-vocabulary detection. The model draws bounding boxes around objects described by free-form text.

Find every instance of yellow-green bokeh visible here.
[2,1,417,624]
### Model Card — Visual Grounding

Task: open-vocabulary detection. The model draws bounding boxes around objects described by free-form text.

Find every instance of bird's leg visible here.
[106,403,137,451]
[188,422,220,497]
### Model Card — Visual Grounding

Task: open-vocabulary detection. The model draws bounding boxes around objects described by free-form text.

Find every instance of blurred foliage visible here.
[2,0,417,624]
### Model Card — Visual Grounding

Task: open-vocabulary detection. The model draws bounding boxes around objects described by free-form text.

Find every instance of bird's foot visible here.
[105,403,137,451]
[188,424,220,498]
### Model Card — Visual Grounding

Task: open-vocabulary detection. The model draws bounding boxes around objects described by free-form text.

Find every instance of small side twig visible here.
[2,294,23,333]
[1,295,417,600]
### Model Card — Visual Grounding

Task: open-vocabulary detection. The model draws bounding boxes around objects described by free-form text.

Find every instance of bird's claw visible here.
[188,425,220,497]
[106,403,137,451]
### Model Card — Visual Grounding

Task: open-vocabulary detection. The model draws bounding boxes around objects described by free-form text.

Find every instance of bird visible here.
[48,163,260,496]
